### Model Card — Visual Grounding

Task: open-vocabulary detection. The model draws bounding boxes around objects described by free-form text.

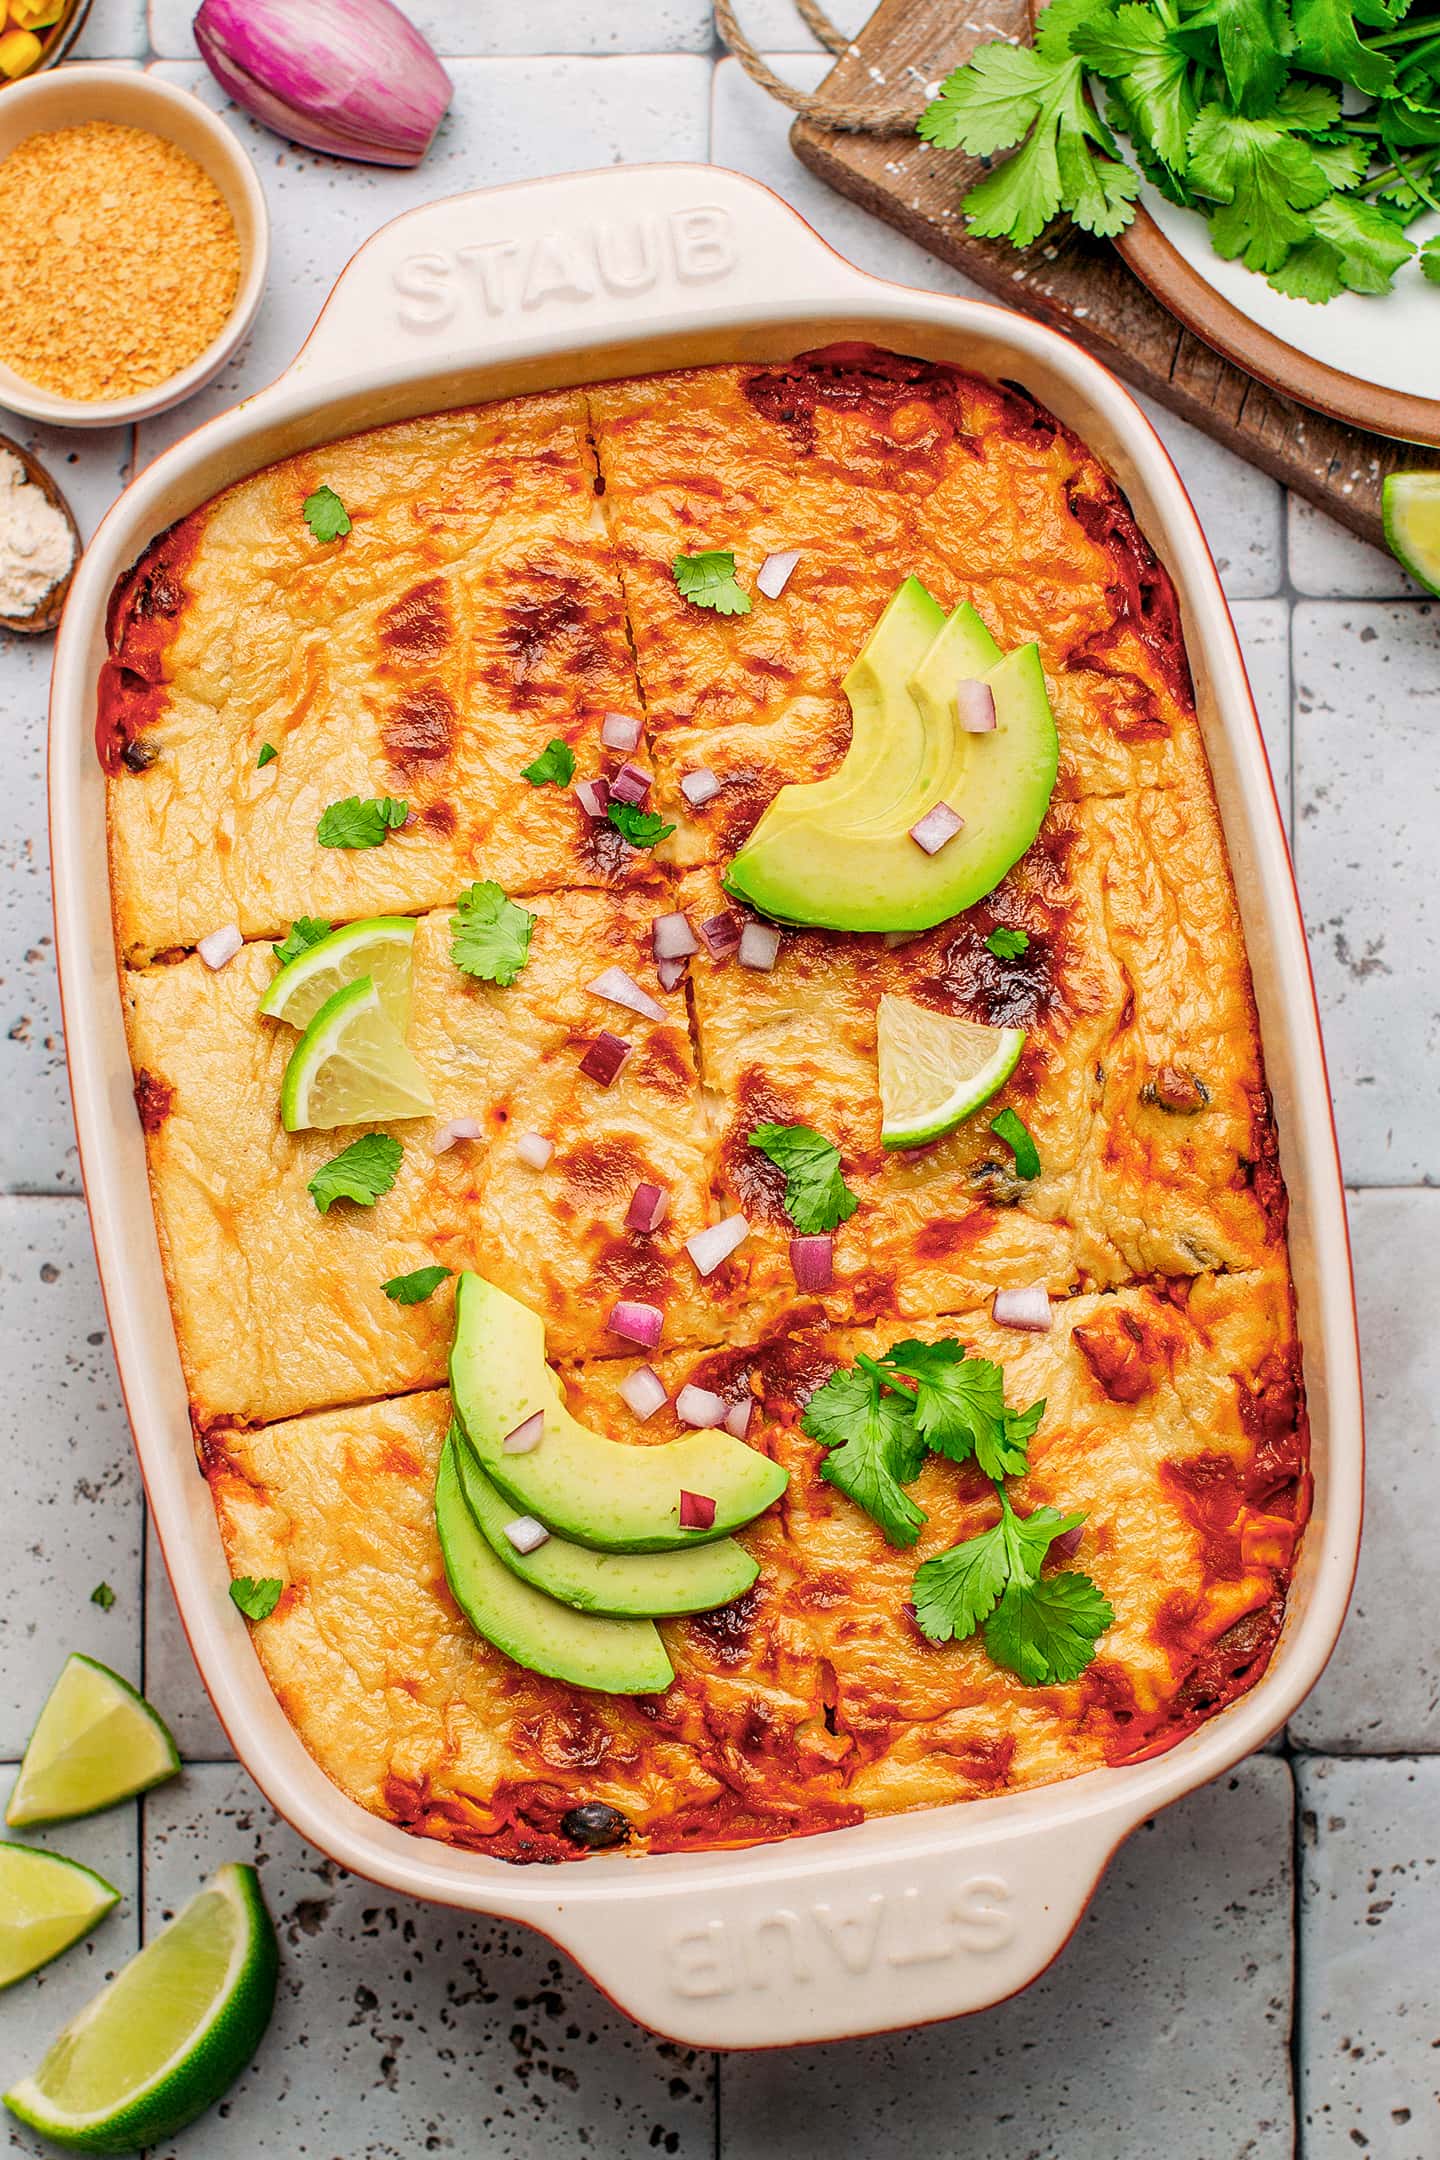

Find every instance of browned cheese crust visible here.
[105,347,1309,1862]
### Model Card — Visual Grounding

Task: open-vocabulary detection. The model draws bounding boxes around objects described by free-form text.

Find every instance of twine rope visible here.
[712,0,927,132]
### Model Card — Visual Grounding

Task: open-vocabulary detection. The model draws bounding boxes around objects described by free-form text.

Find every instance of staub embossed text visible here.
[665,1879,1017,1999]
[391,207,738,330]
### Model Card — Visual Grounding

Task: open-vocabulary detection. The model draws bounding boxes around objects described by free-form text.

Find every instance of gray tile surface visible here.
[1298,1757,1440,2159]
[4,12,1437,2156]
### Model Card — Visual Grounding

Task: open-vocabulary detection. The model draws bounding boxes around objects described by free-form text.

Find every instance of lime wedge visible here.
[279,974,435,1132]
[1382,471,1440,598]
[0,1845,119,1990]
[4,1862,278,2153]
[877,991,1026,1150]
[6,1657,179,1829]
[259,915,417,1033]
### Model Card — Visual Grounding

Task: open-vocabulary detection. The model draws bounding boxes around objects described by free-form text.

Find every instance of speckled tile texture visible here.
[0,10,1432,2152]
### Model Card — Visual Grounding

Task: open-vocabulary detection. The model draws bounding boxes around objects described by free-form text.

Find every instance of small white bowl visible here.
[0,64,268,429]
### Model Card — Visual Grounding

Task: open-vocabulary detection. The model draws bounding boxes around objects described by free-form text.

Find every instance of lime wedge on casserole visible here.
[6,1656,179,1829]
[279,974,435,1132]
[877,991,1025,1150]
[259,914,417,1033]
[1382,472,1440,598]
[0,1846,119,1989]
[4,1862,278,2153]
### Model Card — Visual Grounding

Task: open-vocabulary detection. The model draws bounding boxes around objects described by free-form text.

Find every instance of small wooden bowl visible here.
[0,430,79,634]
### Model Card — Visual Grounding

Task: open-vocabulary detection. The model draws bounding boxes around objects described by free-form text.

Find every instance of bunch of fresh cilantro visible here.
[800,1338,1114,1686]
[919,0,1440,301]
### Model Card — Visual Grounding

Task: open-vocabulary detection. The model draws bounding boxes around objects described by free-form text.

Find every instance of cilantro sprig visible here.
[273,917,331,968]
[608,801,676,850]
[920,0,1440,303]
[450,880,535,985]
[522,738,575,788]
[307,1133,402,1214]
[317,797,408,850]
[800,1331,1112,1685]
[673,551,752,616]
[382,1264,452,1305]
[302,486,351,543]
[229,1576,284,1621]
[749,1122,860,1234]
[986,926,1030,959]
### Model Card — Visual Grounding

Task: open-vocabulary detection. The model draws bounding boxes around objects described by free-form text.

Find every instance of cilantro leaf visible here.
[316,796,408,850]
[90,1581,115,1610]
[986,926,1030,959]
[272,916,332,968]
[302,485,351,543]
[984,1570,1114,1684]
[673,551,751,616]
[749,1121,860,1234]
[1291,0,1398,98]
[256,743,277,769]
[802,1366,929,1546]
[1424,236,1440,284]
[607,801,676,850]
[919,42,1055,156]
[1282,194,1416,296]
[307,1133,403,1215]
[1176,0,1294,115]
[229,1575,284,1621]
[990,1105,1042,1180]
[1186,107,1332,272]
[382,1264,452,1305]
[450,881,535,986]
[1071,3,1199,172]
[872,1338,1046,1480]
[1307,134,1370,191]
[910,1497,1087,1645]
[522,737,575,788]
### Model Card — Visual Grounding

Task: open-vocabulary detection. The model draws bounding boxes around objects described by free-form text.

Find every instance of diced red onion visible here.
[724,1397,753,1439]
[619,1364,668,1421]
[608,1299,664,1349]
[685,1214,749,1278]
[574,776,610,819]
[656,954,688,993]
[679,1490,717,1531]
[514,1130,553,1170]
[430,1117,483,1156]
[756,548,800,599]
[991,1285,1053,1332]
[504,1514,550,1554]
[1051,1523,1085,1560]
[608,761,653,806]
[738,920,781,972]
[955,679,997,732]
[909,802,965,855]
[198,923,243,970]
[676,1383,727,1429]
[579,1031,631,1087]
[502,1411,544,1455]
[789,1235,834,1292]
[680,768,722,809]
[625,1181,670,1233]
[586,965,665,1024]
[697,911,741,960]
[601,711,642,753]
[193,0,453,169]
[653,911,699,961]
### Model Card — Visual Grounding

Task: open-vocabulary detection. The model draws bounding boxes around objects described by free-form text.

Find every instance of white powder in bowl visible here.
[0,448,75,618]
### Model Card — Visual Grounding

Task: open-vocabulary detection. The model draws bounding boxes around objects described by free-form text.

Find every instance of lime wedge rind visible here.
[0,1845,120,1991]
[1382,471,1440,599]
[877,993,1027,1150]
[4,1862,278,2153]
[6,1657,180,1830]
[259,915,418,1033]
[279,973,435,1133]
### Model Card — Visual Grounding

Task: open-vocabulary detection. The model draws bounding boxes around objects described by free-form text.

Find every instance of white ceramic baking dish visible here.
[49,165,1362,2050]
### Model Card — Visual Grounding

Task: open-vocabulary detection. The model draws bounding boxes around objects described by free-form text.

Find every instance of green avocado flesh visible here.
[453,1431,759,1616]
[449,1273,788,1553]
[723,588,1057,934]
[435,1437,674,1695]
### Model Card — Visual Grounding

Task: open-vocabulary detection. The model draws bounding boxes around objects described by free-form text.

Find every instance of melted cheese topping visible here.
[106,348,1308,1863]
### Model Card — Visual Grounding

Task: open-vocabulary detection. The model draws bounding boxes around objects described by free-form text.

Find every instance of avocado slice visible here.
[453,1431,759,1616]
[449,1274,788,1553]
[724,623,1058,935]
[434,1436,675,1695]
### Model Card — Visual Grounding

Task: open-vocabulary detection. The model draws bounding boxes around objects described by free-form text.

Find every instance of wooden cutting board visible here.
[791,0,1440,550]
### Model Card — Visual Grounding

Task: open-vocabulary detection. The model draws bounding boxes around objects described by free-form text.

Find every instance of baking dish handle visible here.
[539,1799,1141,2047]
[284,164,879,393]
